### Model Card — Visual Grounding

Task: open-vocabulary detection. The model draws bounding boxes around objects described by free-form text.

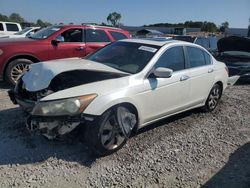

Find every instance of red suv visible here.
[0,25,131,85]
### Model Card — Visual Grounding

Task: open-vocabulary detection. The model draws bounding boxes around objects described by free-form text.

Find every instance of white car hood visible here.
[22,58,128,91]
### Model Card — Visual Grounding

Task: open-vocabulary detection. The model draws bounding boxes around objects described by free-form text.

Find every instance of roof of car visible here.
[121,38,184,46]
[59,24,123,31]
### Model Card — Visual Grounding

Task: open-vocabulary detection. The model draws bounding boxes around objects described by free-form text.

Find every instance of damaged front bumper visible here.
[8,87,97,139]
[26,115,85,139]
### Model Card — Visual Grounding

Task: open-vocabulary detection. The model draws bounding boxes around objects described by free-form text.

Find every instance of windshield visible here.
[14,27,31,35]
[30,26,62,39]
[87,41,160,74]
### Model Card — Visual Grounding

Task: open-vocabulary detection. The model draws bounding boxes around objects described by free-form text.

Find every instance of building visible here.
[121,26,201,37]
[225,28,249,37]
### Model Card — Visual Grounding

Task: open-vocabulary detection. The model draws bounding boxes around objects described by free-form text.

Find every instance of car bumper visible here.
[26,115,85,139]
[8,89,100,139]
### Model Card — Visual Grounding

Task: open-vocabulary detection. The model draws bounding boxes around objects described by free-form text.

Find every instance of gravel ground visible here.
[0,82,249,188]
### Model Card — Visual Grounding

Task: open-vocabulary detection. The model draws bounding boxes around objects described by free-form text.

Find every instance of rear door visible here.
[85,28,111,55]
[49,28,86,60]
[185,46,214,106]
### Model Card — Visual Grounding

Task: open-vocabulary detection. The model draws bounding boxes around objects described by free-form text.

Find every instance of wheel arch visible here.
[215,81,223,90]
[85,97,142,131]
[109,102,140,132]
[3,54,40,80]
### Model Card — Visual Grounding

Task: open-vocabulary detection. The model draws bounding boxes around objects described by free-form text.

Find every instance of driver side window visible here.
[155,46,185,71]
[56,28,83,42]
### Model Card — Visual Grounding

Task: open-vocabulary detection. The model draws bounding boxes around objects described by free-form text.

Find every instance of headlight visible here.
[32,94,97,116]
[0,49,3,56]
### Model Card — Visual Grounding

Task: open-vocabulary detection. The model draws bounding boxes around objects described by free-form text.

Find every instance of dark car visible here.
[0,25,131,85]
[216,36,250,82]
[173,35,218,56]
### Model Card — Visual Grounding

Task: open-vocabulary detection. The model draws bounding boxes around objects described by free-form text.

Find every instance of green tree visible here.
[9,13,25,23]
[0,13,9,22]
[201,22,217,32]
[107,12,121,27]
[36,19,52,27]
[219,21,229,32]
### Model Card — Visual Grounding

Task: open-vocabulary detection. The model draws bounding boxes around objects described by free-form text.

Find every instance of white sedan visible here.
[9,38,228,155]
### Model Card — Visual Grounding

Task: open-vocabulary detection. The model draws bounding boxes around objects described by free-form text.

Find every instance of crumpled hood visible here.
[22,58,128,91]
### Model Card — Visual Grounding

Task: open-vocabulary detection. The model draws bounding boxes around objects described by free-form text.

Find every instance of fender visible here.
[2,53,41,76]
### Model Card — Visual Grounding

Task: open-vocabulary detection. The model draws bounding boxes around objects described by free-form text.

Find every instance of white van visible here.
[0,22,22,35]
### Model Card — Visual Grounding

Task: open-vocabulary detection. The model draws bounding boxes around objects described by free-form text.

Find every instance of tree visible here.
[107,12,121,27]
[219,21,229,32]
[0,14,9,22]
[36,19,52,27]
[201,22,217,32]
[9,13,25,23]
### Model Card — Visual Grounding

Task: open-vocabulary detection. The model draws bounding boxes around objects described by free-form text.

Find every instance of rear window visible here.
[0,23,3,31]
[187,47,206,68]
[209,37,217,50]
[6,23,19,31]
[86,29,110,42]
[109,31,127,40]
[204,51,212,64]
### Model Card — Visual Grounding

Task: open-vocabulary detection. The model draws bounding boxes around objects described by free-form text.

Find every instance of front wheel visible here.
[85,107,136,156]
[202,83,222,112]
[5,59,33,86]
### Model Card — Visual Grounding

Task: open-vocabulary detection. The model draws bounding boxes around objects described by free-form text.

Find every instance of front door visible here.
[136,46,190,124]
[49,28,86,60]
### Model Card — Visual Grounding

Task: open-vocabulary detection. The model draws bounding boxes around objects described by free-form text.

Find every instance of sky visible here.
[0,0,249,28]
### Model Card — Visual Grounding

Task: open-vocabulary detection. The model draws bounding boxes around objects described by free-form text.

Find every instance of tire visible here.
[85,107,134,156]
[202,83,222,112]
[5,59,33,86]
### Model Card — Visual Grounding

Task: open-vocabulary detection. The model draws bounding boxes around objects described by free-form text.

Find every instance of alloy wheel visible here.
[207,86,221,110]
[10,63,30,83]
[101,115,125,150]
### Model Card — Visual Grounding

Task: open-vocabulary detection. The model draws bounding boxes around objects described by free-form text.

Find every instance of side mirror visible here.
[51,35,64,46]
[153,67,173,78]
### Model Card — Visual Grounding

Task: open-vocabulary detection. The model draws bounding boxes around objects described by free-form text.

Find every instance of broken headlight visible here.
[31,94,97,116]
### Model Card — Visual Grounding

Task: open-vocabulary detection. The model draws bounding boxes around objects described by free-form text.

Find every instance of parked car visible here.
[0,21,22,35]
[8,38,228,156]
[0,24,131,85]
[173,35,218,56]
[0,27,41,38]
[216,36,250,82]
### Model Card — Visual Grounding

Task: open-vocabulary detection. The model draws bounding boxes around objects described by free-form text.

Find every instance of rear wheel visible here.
[85,107,136,156]
[202,83,222,112]
[5,59,33,86]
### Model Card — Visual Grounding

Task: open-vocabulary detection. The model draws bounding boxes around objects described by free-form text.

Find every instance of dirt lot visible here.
[0,82,249,188]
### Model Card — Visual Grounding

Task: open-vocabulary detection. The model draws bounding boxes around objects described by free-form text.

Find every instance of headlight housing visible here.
[31,94,97,116]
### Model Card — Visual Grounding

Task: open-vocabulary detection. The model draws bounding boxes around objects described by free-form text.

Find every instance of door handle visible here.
[180,75,190,81]
[75,46,84,51]
[208,68,214,73]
